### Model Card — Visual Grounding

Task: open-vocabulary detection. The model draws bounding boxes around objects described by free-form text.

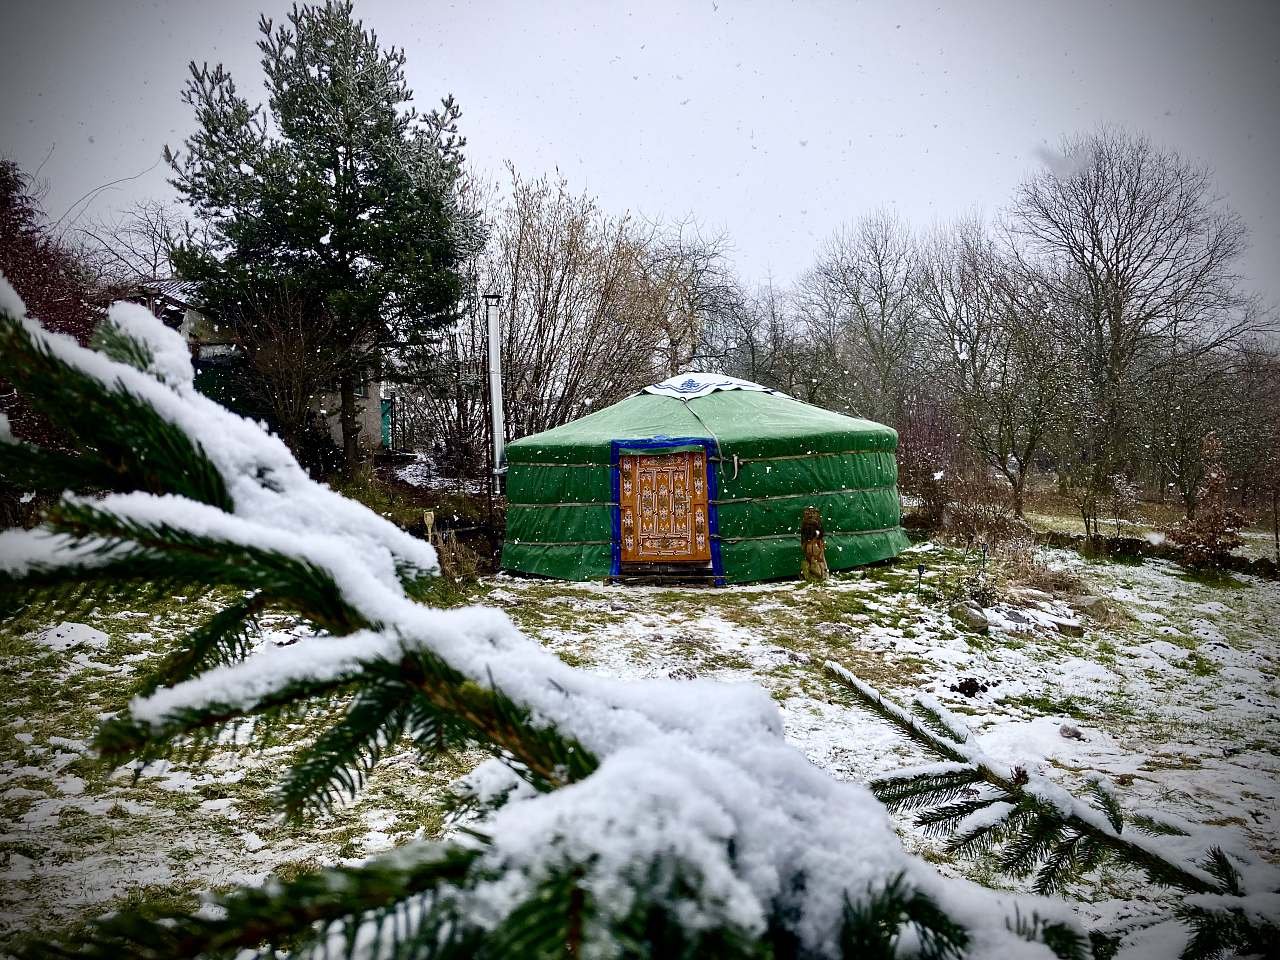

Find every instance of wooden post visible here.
[800,506,829,581]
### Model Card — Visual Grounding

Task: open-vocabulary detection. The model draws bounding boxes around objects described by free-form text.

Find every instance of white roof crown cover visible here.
[641,372,785,400]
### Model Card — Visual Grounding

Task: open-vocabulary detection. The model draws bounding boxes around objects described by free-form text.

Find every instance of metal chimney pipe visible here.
[484,292,506,477]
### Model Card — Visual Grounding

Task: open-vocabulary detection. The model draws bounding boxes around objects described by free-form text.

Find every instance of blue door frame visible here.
[609,436,725,585]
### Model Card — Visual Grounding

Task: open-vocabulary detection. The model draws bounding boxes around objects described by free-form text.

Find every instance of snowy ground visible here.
[1,544,1277,949]
[490,550,1279,898]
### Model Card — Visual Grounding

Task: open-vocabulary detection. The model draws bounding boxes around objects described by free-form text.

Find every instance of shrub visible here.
[943,469,1030,546]
[997,537,1084,595]
[1105,474,1142,537]
[1167,433,1245,568]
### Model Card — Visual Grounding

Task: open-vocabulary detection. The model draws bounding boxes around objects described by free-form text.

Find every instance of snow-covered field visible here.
[2,544,1277,949]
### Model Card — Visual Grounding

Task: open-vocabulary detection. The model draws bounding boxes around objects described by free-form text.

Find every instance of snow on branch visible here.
[1,275,1100,958]
[824,659,1280,955]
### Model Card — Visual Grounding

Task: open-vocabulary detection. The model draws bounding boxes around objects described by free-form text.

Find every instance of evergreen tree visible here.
[165,0,483,470]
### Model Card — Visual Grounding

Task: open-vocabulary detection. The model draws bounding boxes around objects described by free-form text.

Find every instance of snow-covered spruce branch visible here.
[2,279,1090,959]
[0,301,233,510]
[37,844,484,960]
[95,630,599,800]
[824,661,1280,958]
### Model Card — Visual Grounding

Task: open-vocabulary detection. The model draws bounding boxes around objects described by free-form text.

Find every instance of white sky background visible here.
[2,0,1278,305]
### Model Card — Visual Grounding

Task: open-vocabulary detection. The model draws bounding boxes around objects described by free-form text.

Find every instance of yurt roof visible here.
[505,373,897,465]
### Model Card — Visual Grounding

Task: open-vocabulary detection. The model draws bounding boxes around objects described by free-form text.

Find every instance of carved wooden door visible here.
[619,451,710,563]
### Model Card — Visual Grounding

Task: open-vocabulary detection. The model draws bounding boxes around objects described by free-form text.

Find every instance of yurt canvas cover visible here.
[501,374,909,583]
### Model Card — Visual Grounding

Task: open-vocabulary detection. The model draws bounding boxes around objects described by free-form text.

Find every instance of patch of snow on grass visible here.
[33,622,109,651]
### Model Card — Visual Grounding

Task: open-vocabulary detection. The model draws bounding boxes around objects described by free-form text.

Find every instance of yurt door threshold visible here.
[610,437,725,585]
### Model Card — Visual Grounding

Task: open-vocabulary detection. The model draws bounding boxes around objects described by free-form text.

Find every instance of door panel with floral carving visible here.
[618,452,710,563]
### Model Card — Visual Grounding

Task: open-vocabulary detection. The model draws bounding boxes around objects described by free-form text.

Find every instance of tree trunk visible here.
[1272,488,1278,561]
[339,370,361,474]
[800,507,829,581]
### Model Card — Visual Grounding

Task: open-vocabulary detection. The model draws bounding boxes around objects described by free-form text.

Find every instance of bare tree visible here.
[400,315,489,477]
[1144,346,1237,518]
[1010,128,1262,506]
[1248,358,1280,559]
[488,167,663,437]
[632,216,742,376]
[717,278,813,394]
[78,199,185,291]
[795,210,921,426]
[917,219,1064,516]
[1226,343,1280,537]
[896,385,964,525]
[402,165,667,470]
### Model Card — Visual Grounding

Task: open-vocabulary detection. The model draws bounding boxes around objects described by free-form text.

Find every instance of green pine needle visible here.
[136,592,267,695]
[1176,902,1280,960]
[30,843,482,960]
[95,674,363,763]
[1005,909,1093,960]
[0,440,130,495]
[1032,832,1089,896]
[838,874,970,960]
[0,306,232,511]
[90,319,157,373]
[999,812,1067,878]
[480,869,590,960]
[946,806,1031,858]
[1197,848,1243,897]
[1129,812,1191,837]
[47,499,370,635]
[834,662,1271,960]
[910,700,969,746]
[278,674,413,819]
[1086,779,1125,834]
[914,794,1010,837]
[871,768,985,813]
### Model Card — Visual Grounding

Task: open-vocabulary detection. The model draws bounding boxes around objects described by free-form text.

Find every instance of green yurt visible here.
[501,374,910,584]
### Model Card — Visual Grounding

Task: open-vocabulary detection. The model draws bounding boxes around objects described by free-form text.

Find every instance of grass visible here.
[1023,489,1186,538]
[1024,488,1278,561]
[0,585,480,945]
[3,521,1277,945]
[1182,651,1219,677]
[1173,567,1244,588]
[485,553,970,700]
[1000,692,1088,720]
[330,465,435,530]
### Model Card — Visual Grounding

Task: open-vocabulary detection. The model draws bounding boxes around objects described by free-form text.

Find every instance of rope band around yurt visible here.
[506,482,899,509]
[505,447,893,468]
[507,526,903,548]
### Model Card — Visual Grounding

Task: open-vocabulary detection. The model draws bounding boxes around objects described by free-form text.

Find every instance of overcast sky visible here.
[3,0,1278,304]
